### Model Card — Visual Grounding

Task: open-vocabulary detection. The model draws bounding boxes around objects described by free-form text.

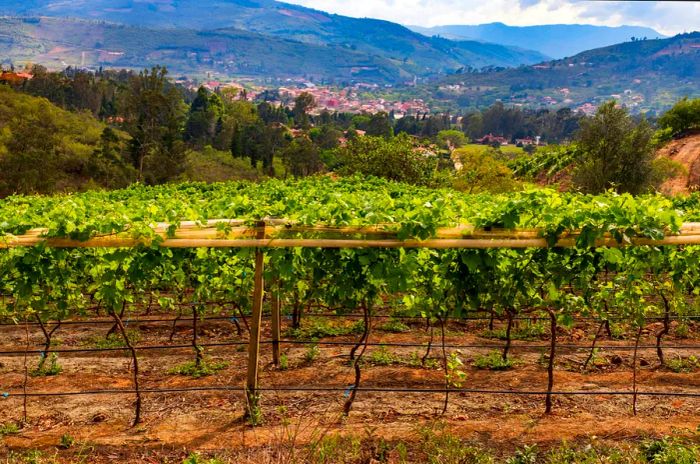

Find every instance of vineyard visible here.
[2,176,700,460]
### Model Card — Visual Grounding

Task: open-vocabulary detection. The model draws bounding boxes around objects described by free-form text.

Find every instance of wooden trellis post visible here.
[245,221,266,421]
[271,280,282,366]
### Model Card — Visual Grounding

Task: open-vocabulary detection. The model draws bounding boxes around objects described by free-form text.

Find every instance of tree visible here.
[334,134,438,186]
[281,136,323,177]
[184,86,224,147]
[366,112,394,139]
[293,92,316,129]
[120,66,187,184]
[573,101,657,194]
[461,113,484,139]
[658,98,700,137]
[452,147,518,194]
[437,130,468,152]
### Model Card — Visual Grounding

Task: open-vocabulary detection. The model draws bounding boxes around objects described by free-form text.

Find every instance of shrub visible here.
[658,98,700,137]
[474,351,515,370]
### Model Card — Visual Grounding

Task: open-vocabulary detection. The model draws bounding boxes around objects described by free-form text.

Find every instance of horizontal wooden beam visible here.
[3,234,700,249]
[2,220,700,249]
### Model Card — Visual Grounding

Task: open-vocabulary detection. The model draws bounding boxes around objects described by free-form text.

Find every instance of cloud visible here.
[283,0,699,35]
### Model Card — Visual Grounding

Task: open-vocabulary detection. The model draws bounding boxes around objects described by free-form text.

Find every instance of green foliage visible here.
[418,423,495,464]
[168,359,228,378]
[121,66,188,184]
[506,445,539,464]
[278,353,289,370]
[0,422,20,436]
[666,355,699,373]
[641,438,700,464]
[379,320,411,333]
[182,453,225,464]
[286,318,364,339]
[180,146,264,183]
[573,101,658,194]
[482,322,546,341]
[453,146,520,193]
[304,344,321,363]
[281,136,324,177]
[437,130,468,151]
[30,353,62,377]
[185,87,224,147]
[368,345,397,366]
[88,329,141,350]
[334,134,439,186]
[0,86,134,196]
[473,351,516,370]
[58,434,75,450]
[658,98,700,137]
[509,145,581,181]
[306,433,363,464]
[446,352,467,388]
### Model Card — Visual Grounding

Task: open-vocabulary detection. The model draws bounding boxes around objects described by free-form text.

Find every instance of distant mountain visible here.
[426,33,700,113]
[0,1,548,82]
[410,23,665,59]
[0,17,412,82]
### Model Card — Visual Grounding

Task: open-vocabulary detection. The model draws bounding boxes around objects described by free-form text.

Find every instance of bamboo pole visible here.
[245,221,266,422]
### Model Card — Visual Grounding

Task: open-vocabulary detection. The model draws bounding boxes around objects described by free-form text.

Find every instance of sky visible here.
[282,0,700,36]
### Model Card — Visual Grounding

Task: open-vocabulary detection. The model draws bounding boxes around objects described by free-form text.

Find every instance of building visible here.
[476,134,510,146]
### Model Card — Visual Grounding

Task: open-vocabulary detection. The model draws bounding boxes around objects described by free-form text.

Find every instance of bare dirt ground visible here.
[659,131,700,196]
[0,315,699,462]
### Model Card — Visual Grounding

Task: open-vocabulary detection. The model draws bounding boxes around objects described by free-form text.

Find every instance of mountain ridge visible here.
[409,22,665,59]
[0,0,548,81]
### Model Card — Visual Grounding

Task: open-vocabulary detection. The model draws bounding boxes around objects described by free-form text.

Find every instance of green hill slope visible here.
[0,85,134,195]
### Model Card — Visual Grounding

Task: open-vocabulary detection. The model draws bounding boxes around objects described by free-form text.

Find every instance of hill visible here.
[423,33,700,113]
[410,23,665,59]
[0,85,134,195]
[0,1,547,82]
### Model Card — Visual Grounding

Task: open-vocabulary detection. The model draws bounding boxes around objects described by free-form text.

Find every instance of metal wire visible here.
[2,311,700,327]
[2,385,699,398]
[1,339,699,357]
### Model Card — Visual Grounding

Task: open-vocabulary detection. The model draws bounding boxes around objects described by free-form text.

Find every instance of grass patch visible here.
[674,322,690,339]
[641,437,700,464]
[30,353,62,377]
[666,355,699,373]
[182,453,226,464]
[378,320,411,333]
[482,322,546,341]
[473,351,515,370]
[87,328,141,349]
[417,423,495,464]
[304,344,320,363]
[278,353,289,370]
[407,351,441,369]
[0,422,20,436]
[168,359,228,379]
[367,345,397,366]
[285,318,364,339]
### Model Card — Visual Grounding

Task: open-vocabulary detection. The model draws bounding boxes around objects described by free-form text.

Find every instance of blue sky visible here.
[283,1,699,35]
